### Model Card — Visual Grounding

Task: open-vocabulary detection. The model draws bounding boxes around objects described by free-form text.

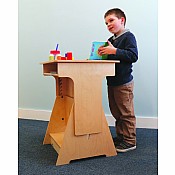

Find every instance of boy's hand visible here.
[98,41,117,55]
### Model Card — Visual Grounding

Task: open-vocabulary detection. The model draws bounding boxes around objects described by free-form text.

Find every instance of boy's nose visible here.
[107,22,112,27]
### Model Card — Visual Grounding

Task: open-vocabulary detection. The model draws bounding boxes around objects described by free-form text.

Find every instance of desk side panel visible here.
[57,62,115,135]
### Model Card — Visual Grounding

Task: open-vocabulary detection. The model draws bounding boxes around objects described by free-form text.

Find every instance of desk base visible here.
[43,96,117,165]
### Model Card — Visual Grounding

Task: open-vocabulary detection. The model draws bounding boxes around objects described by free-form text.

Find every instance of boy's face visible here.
[105,14,125,35]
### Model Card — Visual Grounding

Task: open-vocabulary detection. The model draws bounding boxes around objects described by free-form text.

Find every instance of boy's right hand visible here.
[98,46,104,56]
[98,41,116,55]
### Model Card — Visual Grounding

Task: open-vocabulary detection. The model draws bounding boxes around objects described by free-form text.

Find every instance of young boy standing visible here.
[98,8,138,152]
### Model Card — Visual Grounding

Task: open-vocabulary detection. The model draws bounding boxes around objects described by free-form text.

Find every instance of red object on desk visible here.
[61,57,66,60]
[50,50,60,55]
[67,52,73,60]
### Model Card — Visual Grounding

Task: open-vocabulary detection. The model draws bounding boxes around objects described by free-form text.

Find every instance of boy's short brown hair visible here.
[104,8,126,26]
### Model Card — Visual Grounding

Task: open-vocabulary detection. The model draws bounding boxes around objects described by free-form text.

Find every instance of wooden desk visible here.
[41,60,119,165]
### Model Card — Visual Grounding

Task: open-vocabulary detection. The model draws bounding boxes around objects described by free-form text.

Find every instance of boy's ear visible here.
[121,17,125,25]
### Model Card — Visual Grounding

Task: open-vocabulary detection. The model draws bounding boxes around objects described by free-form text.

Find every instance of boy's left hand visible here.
[98,41,117,55]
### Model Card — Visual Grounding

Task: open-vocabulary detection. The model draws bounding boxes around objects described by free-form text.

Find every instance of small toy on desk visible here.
[50,50,60,55]
[61,56,66,60]
[49,53,55,61]
[50,50,60,60]
[56,54,61,60]
[62,52,73,60]
[66,52,73,60]
[56,43,59,51]
[49,43,60,60]
[49,43,74,61]
[89,41,108,60]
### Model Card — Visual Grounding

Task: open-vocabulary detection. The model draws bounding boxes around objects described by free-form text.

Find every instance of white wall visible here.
[19,0,158,118]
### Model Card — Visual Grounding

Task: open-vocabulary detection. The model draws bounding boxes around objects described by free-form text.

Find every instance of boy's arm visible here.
[114,35,138,63]
[98,34,138,63]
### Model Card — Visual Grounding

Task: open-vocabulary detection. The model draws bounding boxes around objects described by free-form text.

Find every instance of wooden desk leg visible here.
[43,96,73,144]
[56,105,117,165]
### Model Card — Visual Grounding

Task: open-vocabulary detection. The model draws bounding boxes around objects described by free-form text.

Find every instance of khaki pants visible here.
[108,81,136,145]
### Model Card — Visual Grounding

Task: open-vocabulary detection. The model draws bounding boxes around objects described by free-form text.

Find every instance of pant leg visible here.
[108,86,120,120]
[108,82,136,145]
[108,86,123,141]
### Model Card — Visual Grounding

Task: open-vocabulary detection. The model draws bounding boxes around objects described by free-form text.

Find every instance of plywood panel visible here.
[43,96,74,144]
[57,62,115,135]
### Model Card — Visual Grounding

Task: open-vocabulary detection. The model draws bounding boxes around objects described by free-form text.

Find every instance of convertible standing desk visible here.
[41,60,119,165]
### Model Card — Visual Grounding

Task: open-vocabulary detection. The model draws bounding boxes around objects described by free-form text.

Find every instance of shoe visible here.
[113,137,122,146]
[116,141,136,152]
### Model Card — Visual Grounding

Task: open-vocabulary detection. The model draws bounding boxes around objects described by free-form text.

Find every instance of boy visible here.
[98,8,138,152]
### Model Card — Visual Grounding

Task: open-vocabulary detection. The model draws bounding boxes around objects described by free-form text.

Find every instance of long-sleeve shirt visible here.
[107,30,138,86]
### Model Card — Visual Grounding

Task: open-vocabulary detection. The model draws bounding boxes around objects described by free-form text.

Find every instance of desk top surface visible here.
[41,59,120,64]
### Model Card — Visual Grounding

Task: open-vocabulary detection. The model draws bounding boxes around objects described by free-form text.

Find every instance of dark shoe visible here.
[113,137,122,146]
[116,141,136,152]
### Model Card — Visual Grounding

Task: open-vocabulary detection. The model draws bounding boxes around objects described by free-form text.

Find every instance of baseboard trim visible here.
[18,108,51,121]
[18,108,158,129]
[105,114,158,129]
